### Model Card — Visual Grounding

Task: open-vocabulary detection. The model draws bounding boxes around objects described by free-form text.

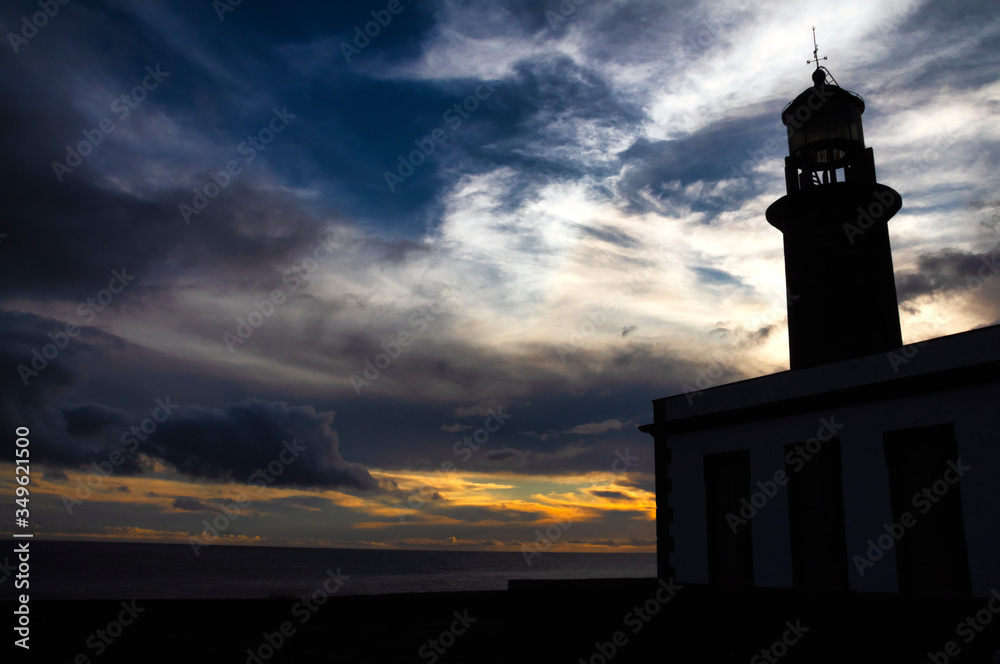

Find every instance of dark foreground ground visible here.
[7,580,1000,662]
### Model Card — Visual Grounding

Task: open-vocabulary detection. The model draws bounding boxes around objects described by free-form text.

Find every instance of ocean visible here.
[4,540,656,600]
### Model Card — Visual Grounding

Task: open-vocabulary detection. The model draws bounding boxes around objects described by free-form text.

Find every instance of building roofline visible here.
[643,324,1000,434]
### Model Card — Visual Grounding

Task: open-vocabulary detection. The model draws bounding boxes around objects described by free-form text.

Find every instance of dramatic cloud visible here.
[589,490,633,501]
[896,245,1000,302]
[172,497,209,511]
[146,399,379,491]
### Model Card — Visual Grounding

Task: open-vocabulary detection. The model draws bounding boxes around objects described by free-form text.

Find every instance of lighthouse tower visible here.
[766,38,903,370]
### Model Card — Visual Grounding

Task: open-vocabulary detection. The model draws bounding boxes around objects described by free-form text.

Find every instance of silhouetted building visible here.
[767,66,902,370]
[641,66,1000,599]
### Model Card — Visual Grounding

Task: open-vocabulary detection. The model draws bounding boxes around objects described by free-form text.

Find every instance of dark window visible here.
[703,450,753,586]
[884,423,970,595]
[785,438,848,589]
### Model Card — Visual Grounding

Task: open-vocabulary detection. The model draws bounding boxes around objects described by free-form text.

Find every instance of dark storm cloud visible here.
[0,311,112,401]
[0,311,133,467]
[144,399,378,491]
[588,490,632,501]
[0,311,378,491]
[895,245,1000,303]
[172,497,209,511]
[0,310,241,457]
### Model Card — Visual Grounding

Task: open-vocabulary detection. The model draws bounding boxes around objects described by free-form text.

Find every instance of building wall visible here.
[665,380,1000,597]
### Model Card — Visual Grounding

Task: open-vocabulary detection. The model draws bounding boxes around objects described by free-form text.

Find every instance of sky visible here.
[1,0,998,555]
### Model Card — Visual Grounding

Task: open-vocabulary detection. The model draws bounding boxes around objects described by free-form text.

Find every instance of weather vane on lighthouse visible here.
[807,27,828,70]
